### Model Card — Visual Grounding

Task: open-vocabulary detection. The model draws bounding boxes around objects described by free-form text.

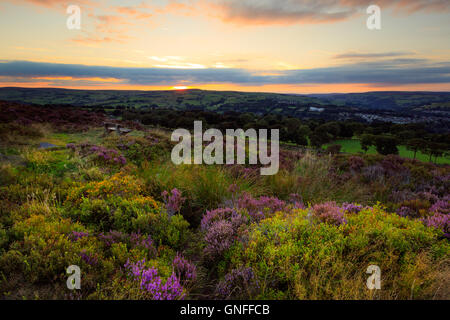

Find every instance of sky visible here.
[0,0,449,93]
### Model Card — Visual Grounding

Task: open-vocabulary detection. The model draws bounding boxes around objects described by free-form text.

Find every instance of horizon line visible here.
[1,86,449,96]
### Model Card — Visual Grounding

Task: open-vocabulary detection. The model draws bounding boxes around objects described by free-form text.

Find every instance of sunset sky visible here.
[0,0,449,93]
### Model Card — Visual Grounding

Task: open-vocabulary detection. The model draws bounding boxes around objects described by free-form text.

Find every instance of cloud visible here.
[12,0,449,26]
[197,0,450,26]
[1,60,449,87]
[201,0,355,25]
[115,6,153,19]
[71,35,126,45]
[148,56,206,69]
[334,51,415,59]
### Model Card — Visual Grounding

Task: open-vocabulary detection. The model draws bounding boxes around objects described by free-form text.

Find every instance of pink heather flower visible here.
[289,193,305,209]
[162,188,186,216]
[69,231,89,241]
[203,220,234,261]
[348,156,365,172]
[172,253,197,284]
[429,200,450,215]
[312,202,347,226]
[342,202,363,214]
[216,267,259,299]
[396,206,414,217]
[201,208,239,231]
[124,259,184,300]
[237,193,287,221]
[422,213,449,238]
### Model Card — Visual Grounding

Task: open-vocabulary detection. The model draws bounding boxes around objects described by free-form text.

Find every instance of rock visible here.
[38,142,58,149]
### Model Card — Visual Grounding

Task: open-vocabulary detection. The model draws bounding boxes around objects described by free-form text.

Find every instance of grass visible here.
[46,128,105,146]
[325,139,450,164]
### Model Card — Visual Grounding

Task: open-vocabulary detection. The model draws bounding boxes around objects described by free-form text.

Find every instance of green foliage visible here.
[225,206,447,299]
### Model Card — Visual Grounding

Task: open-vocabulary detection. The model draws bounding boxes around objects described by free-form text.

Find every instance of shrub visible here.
[204,220,235,262]
[172,253,197,285]
[237,193,287,222]
[311,202,347,226]
[124,259,184,300]
[348,156,365,172]
[216,267,259,299]
[9,214,88,283]
[225,206,446,299]
[161,188,186,216]
[422,213,449,238]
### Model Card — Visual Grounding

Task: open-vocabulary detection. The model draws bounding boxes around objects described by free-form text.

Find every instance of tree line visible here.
[119,109,449,162]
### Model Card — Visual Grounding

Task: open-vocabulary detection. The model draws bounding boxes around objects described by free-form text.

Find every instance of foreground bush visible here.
[220,205,449,299]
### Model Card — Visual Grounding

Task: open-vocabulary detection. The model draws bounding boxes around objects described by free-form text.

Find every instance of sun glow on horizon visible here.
[172,86,190,90]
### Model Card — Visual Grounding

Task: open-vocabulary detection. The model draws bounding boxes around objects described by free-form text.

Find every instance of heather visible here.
[0,104,448,300]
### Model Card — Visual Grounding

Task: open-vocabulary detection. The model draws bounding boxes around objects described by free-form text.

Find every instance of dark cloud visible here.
[0,60,449,86]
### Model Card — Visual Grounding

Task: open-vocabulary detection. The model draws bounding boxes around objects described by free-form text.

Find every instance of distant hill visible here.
[0,87,322,110]
[308,91,450,110]
[0,87,448,114]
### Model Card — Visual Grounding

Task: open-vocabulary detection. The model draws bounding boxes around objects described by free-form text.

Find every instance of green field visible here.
[325,139,450,164]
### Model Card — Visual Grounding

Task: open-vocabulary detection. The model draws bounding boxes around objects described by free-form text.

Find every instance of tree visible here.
[294,125,311,146]
[326,144,342,154]
[360,134,375,154]
[406,138,427,159]
[310,128,332,148]
[320,122,340,139]
[427,142,447,163]
[396,130,416,145]
[374,135,399,155]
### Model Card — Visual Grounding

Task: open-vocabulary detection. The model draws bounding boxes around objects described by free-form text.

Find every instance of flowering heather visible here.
[130,232,154,250]
[312,202,347,226]
[348,156,365,172]
[67,143,126,166]
[204,220,234,260]
[342,203,363,214]
[172,253,197,284]
[124,259,184,300]
[161,188,186,216]
[98,230,155,254]
[90,146,127,166]
[429,200,450,215]
[237,193,287,221]
[381,155,405,174]
[421,213,450,238]
[80,250,98,266]
[98,230,127,247]
[69,231,89,242]
[418,191,440,204]
[289,193,306,209]
[216,267,259,299]
[201,208,238,231]
[396,206,414,218]
[226,165,259,179]
[227,183,239,195]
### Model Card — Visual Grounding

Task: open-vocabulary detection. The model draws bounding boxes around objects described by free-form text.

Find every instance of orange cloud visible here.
[12,0,93,9]
[115,6,153,19]
[32,76,123,83]
[177,0,450,26]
